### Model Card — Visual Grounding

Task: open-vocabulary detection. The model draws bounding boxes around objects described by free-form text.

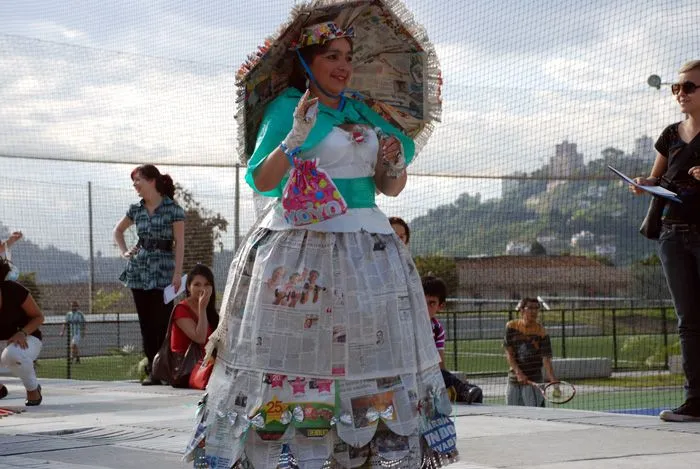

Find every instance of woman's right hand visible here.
[121,246,139,259]
[629,177,657,195]
[282,89,319,150]
[198,286,212,313]
[8,331,29,349]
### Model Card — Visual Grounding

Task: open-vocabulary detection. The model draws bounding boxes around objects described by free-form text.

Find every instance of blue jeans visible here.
[659,226,700,400]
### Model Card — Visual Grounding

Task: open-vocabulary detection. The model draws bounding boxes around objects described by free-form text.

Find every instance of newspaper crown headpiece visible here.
[292,22,355,50]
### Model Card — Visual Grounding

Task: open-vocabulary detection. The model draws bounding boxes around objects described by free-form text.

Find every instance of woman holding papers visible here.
[631,60,700,422]
[113,164,185,386]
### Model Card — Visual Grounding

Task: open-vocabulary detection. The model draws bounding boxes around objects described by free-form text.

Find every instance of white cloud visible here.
[1,0,699,255]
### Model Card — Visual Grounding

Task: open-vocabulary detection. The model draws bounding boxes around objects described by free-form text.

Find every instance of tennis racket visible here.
[529,380,576,404]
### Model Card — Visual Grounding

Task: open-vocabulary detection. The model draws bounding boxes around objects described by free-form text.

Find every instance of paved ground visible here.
[1,377,699,468]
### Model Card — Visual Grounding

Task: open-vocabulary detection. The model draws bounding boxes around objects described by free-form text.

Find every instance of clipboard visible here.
[607,165,682,204]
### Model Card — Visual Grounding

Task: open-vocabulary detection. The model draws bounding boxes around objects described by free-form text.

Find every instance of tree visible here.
[631,254,667,299]
[530,240,546,256]
[18,272,41,307]
[92,288,124,315]
[413,256,459,295]
[175,184,228,272]
[601,147,625,166]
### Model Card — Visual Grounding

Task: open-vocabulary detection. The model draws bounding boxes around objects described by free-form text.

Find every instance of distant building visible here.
[595,244,616,259]
[547,140,584,192]
[536,235,565,255]
[571,230,595,247]
[506,241,531,255]
[632,136,655,163]
[454,255,630,298]
[502,171,547,199]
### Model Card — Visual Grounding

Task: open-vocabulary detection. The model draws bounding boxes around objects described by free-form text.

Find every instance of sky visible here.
[1,0,699,256]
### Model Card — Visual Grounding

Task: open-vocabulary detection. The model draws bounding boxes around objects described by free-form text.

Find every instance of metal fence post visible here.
[66,328,72,379]
[452,309,458,370]
[661,307,669,370]
[612,308,618,370]
[478,302,483,340]
[560,309,567,358]
[88,181,94,315]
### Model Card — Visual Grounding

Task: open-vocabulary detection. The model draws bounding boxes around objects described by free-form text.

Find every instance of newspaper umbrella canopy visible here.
[236,0,442,164]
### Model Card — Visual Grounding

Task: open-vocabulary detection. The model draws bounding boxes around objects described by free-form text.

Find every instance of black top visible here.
[0,280,42,341]
[655,122,700,224]
[504,319,552,383]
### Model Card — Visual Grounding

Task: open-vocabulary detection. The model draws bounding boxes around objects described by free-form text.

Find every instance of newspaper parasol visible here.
[236,0,442,164]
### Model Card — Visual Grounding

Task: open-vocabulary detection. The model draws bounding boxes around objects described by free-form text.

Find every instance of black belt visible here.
[662,223,700,233]
[137,237,173,251]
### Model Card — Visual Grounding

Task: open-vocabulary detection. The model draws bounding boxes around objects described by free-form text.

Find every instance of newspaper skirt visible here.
[185,228,458,469]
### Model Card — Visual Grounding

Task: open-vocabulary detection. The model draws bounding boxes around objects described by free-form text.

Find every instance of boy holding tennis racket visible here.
[504,297,558,407]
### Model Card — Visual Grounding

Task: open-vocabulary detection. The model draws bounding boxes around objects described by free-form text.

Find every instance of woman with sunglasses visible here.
[631,60,700,422]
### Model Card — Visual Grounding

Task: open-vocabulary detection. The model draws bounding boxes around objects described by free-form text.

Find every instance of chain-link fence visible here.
[2,0,696,415]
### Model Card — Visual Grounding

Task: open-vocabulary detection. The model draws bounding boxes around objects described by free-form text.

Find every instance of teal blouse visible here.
[245,87,416,205]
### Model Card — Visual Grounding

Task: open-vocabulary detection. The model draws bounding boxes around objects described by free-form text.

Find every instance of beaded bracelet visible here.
[382,149,406,179]
[279,142,301,166]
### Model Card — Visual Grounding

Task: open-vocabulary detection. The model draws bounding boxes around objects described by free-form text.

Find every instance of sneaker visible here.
[659,399,700,422]
[446,386,457,403]
[455,382,483,404]
[141,375,162,386]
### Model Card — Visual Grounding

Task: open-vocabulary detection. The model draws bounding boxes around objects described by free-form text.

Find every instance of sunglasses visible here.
[671,81,699,95]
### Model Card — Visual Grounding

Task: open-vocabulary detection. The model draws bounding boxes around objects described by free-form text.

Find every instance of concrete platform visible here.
[1,377,699,468]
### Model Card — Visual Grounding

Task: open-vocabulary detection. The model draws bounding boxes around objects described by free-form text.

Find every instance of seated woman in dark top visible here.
[0,258,44,406]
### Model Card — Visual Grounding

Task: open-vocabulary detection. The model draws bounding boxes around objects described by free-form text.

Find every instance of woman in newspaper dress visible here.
[187,23,457,469]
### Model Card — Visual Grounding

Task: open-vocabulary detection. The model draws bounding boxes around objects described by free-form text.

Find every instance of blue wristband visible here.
[279,143,301,165]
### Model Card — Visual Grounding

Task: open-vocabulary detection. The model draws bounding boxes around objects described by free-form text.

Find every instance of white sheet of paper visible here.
[163,274,187,304]
[607,165,682,203]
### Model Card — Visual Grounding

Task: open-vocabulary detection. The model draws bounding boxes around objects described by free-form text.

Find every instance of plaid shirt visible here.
[119,197,185,290]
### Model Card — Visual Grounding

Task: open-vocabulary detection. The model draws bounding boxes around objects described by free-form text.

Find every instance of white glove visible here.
[282,89,319,151]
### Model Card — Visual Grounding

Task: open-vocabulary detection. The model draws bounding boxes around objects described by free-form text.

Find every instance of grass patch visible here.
[36,354,144,381]
[443,334,672,373]
[577,374,685,388]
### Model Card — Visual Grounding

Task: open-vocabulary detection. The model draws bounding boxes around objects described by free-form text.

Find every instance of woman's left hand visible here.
[380,136,402,164]
[8,331,28,349]
[172,273,182,293]
[689,166,700,180]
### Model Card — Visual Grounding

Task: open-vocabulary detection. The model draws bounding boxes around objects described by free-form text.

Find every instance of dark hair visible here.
[130,164,176,199]
[185,264,219,329]
[0,258,10,281]
[516,297,540,312]
[422,275,447,304]
[388,216,411,243]
[289,38,354,93]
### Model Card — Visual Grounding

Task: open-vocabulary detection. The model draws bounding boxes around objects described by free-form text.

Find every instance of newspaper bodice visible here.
[260,125,394,233]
